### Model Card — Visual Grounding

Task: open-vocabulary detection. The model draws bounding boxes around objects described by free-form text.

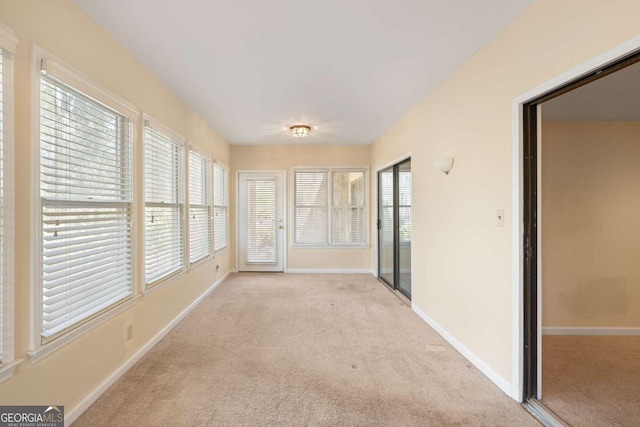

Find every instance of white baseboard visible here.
[285,268,372,274]
[411,303,512,396]
[542,327,640,336]
[65,270,231,426]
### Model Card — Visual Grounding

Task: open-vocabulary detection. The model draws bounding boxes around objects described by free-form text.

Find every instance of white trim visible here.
[0,40,16,368]
[285,268,372,274]
[511,34,640,402]
[412,303,512,396]
[142,270,186,300]
[142,113,186,147]
[543,327,640,336]
[0,23,17,53]
[0,358,23,384]
[38,47,138,120]
[28,297,139,364]
[29,43,43,354]
[64,270,231,427]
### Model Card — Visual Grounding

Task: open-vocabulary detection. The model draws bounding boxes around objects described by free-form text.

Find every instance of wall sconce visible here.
[433,157,454,175]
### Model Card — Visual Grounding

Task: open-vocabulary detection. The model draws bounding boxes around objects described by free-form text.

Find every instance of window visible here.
[188,148,212,264]
[144,119,185,285]
[0,25,16,373]
[213,163,228,252]
[332,170,367,245]
[38,58,135,343]
[399,167,412,244]
[294,171,328,245]
[293,168,368,246]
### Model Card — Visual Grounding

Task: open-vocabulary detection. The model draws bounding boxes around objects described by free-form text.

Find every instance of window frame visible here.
[213,161,229,254]
[29,46,140,363]
[0,23,20,382]
[291,166,369,248]
[142,114,187,291]
[187,144,213,266]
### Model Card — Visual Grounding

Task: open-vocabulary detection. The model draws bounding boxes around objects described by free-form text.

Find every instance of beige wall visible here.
[542,121,640,328]
[371,0,640,387]
[231,144,371,271]
[0,0,231,414]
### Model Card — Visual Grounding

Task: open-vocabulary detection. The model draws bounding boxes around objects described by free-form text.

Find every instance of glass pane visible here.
[246,179,276,263]
[378,167,394,286]
[397,160,412,297]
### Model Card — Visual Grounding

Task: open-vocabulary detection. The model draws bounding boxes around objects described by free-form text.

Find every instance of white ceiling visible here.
[75,0,533,145]
[543,60,640,122]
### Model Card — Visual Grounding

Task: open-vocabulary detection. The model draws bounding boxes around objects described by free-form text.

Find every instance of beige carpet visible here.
[542,335,640,426]
[74,273,537,426]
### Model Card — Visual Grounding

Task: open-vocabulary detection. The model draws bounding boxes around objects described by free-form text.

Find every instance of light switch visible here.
[497,209,505,227]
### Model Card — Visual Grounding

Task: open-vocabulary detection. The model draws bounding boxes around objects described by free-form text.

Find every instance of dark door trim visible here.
[520,49,640,402]
[377,157,412,300]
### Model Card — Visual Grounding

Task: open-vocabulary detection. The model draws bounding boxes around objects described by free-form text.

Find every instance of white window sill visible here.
[0,359,24,384]
[291,244,370,249]
[28,296,139,364]
[189,255,213,270]
[214,246,229,256]
[142,269,186,300]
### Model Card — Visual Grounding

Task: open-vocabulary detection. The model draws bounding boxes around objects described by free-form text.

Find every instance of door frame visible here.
[512,35,640,402]
[376,156,412,300]
[235,170,287,272]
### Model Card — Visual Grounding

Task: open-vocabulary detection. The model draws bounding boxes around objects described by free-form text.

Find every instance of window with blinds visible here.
[332,171,366,245]
[294,168,368,246]
[399,169,412,243]
[213,163,228,252]
[39,73,134,342]
[294,171,328,245]
[144,121,185,285]
[188,149,211,264]
[246,178,276,263]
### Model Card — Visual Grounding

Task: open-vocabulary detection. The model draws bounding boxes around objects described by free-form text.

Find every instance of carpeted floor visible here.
[542,335,640,426]
[74,273,537,426]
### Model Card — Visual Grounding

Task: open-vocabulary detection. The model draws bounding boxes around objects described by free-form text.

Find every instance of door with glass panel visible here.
[238,172,285,272]
[377,158,412,299]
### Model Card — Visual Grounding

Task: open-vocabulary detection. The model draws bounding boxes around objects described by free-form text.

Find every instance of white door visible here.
[238,171,285,272]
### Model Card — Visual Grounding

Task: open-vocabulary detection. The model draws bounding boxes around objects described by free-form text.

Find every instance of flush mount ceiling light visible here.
[290,125,311,139]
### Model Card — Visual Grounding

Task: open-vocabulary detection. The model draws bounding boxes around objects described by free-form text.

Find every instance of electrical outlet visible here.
[126,325,133,341]
[496,209,505,227]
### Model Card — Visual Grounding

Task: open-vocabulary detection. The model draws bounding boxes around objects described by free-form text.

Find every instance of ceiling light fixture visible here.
[290,125,311,139]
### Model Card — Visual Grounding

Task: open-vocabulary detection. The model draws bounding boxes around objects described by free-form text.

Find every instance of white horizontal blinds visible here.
[294,171,328,245]
[332,170,366,245]
[380,169,394,246]
[399,167,412,243]
[188,149,211,264]
[40,74,134,341]
[213,163,228,252]
[144,122,184,284]
[246,178,276,263]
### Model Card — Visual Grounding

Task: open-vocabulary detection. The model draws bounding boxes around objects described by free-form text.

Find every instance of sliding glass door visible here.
[379,167,395,286]
[377,158,412,299]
